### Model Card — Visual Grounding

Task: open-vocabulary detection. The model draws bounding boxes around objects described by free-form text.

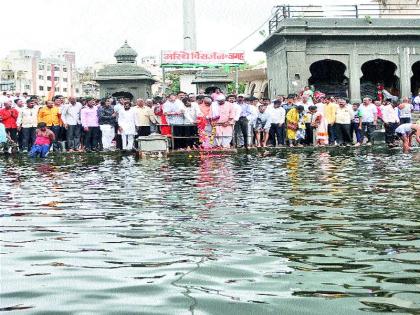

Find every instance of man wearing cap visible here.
[214,95,235,148]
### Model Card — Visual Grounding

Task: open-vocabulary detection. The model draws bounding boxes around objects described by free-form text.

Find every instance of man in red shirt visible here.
[0,101,19,142]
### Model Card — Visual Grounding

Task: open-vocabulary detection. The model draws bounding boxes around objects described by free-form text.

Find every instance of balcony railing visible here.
[268,4,420,34]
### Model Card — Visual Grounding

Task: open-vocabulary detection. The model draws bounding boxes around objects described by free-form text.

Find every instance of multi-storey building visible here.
[0,49,81,98]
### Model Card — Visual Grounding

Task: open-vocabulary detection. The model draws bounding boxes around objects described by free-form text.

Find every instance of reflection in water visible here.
[0,150,419,314]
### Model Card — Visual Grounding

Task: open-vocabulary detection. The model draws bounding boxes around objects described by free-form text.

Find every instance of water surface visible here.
[0,149,419,314]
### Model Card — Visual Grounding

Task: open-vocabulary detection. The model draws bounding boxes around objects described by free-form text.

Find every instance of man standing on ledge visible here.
[0,101,19,144]
[61,97,83,152]
[356,97,377,146]
[81,98,100,152]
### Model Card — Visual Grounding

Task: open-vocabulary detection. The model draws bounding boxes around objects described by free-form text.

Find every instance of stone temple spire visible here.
[114,40,138,64]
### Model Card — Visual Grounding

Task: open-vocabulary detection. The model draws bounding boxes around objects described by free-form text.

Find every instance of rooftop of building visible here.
[256,3,420,52]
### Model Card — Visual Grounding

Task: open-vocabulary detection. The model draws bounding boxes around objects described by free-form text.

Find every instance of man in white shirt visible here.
[356,97,377,146]
[398,97,413,124]
[61,97,83,151]
[17,99,39,152]
[118,102,136,151]
[163,93,185,125]
[382,101,400,147]
[268,100,286,146]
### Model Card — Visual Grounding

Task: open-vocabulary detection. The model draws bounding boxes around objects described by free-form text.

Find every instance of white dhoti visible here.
[100,124,115,150]
[121,134,134,150]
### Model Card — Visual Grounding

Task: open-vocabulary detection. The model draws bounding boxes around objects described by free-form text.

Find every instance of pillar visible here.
[399,47,411,99]
[349,50,361,103]
[287,51,310,95]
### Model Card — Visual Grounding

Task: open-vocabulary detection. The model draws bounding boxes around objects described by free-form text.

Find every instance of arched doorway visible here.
[411,61,420,96]
[308,60,348,97]
[249,83,256,96]
[262,83,269,98]
[360,59,399,99]
[205,86,220,95]
[112,91,134,100]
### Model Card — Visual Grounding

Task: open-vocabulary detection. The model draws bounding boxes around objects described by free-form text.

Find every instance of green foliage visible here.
[227,82,246,94]
[166,73,180,93]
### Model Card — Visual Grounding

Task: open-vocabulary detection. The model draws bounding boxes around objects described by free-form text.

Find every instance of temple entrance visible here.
[360,59,399,99]
[263,83,269,98]
[204,86,220,95]
[249,83,256,96]
[411,61,420,96]
[308,60,348,98]
[112,91,134,100]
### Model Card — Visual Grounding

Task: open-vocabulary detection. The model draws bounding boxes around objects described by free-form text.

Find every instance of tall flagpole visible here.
[183,0,197,50]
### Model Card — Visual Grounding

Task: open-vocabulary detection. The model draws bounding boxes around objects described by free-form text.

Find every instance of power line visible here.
[229,14,274,50]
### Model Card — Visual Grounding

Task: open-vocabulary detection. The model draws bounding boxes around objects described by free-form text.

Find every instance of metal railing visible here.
[269,4,420,34]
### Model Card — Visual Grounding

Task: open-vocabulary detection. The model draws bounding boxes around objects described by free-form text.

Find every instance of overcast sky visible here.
[2,0,376,68]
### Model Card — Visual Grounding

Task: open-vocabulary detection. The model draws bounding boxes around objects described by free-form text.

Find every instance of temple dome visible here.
[96,41,155,82]
[114,40,138,64]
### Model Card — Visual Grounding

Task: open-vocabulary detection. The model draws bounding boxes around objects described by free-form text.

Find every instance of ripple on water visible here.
[0,151,419,314]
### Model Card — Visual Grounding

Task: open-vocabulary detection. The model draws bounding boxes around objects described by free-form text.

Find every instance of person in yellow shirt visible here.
[37,100,61,151]
[324,97,338,145]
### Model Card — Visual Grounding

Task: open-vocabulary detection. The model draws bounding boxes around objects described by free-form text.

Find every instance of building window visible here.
[47,87,51,91]
[25,85,30,90]
[75,88,79,93]
[47,76,51,81]
[63,88,67,92]
[47,65,51,71]
[39,64,45,70]
[55,87,60,92]
[39,86,44,91]
[63,67,67,72]
[54,66,60,71]
[54,77,59,82]
[63,78,68,82]
[39,75,44,80]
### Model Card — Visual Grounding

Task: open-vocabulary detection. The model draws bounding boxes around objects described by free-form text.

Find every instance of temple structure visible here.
[256,4,420,102]
[96,41,155,100]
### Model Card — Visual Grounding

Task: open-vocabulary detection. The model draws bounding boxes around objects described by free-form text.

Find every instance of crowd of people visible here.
[0,88,419,157]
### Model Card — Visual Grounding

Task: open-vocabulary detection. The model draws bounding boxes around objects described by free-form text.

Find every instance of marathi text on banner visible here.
[161,50,245,65]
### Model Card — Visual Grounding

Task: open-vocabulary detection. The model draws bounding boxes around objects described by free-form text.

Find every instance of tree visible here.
[227,82,246,94]
[166,72,180,94]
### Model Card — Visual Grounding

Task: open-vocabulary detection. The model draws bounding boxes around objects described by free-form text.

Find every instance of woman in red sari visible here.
[154,99,171,136]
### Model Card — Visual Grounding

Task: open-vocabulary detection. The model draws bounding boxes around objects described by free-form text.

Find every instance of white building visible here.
[0,49,81,98]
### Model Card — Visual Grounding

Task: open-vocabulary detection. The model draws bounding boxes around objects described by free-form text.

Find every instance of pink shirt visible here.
[81,106,99,127]
[35,129,54,145]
